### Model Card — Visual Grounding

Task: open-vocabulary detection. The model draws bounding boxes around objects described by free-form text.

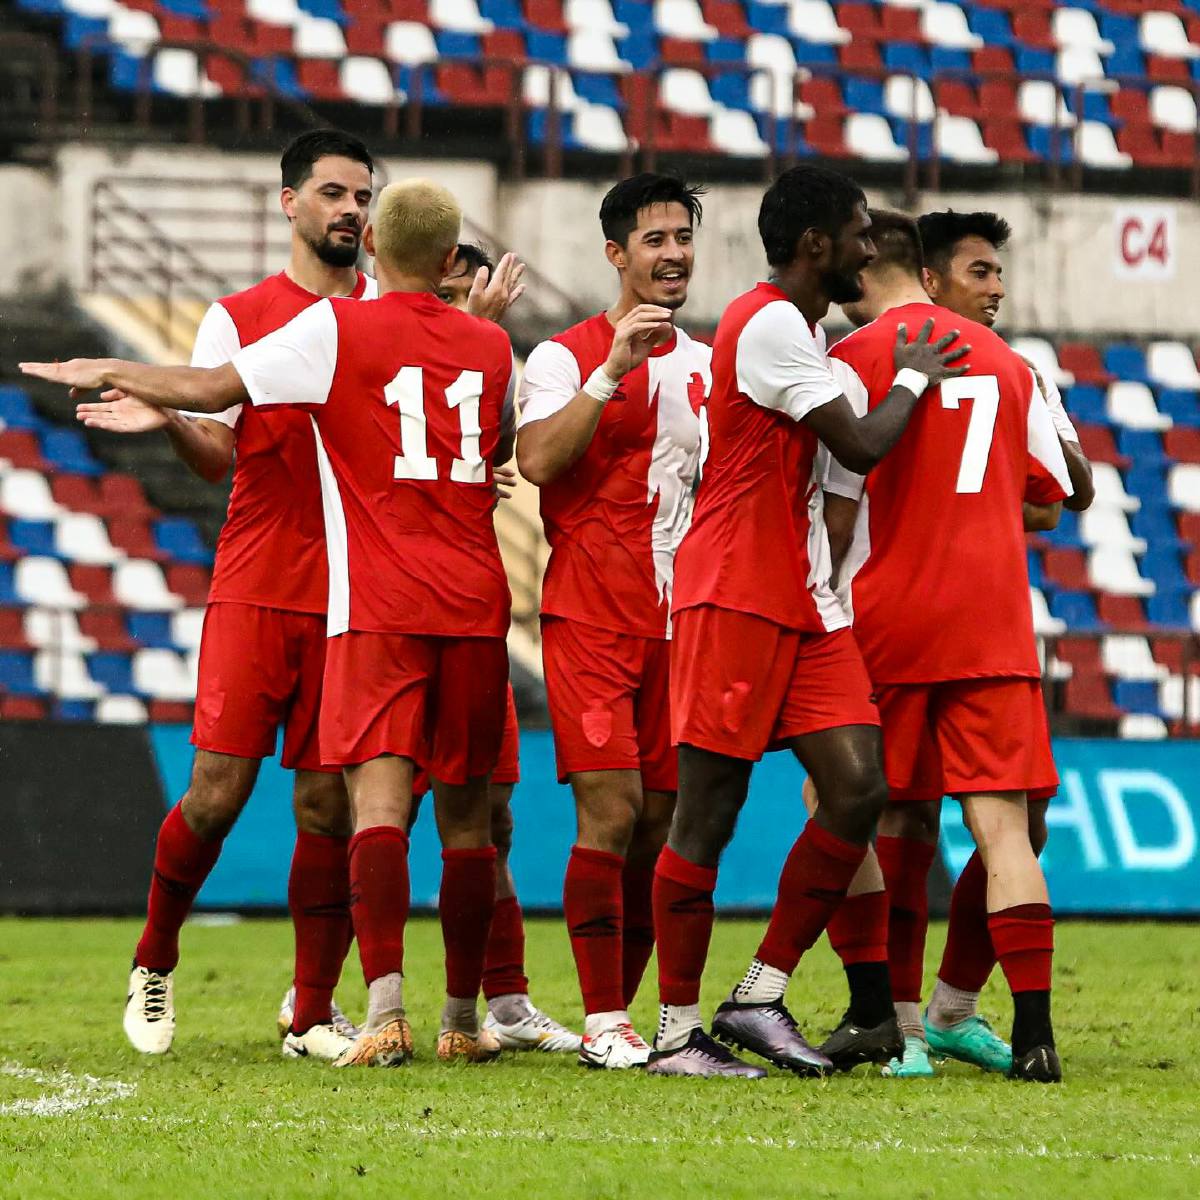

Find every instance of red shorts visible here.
[192,601,334,773]
[541,616,676,791]
[412,684,519,797]
[671,606,879,761]
[321,631,509,783]
[877,677,1058,803]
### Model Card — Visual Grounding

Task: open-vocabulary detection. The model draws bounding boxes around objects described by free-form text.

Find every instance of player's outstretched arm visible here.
[517,304,673,485]
[21,359,247,415]
[804,319,970,475]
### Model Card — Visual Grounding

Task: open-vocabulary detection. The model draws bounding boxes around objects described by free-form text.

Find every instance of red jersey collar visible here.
[276,269,370,302]
[756,281,820,336]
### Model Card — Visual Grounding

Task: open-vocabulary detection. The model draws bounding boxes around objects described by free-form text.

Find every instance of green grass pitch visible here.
[1,916,1196,1199]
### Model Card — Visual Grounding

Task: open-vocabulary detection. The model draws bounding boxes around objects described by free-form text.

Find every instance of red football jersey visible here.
[518,313,710,638]
[190,270,376,614]
[231,291,514,638]
[672,282,849,633]
[826,301,1072,684]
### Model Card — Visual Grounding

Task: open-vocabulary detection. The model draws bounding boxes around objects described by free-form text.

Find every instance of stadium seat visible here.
[34,648,104,700]
[1,470,61,520]
[0,649,41,696]
[660,67,717,116]
[1011,336,1074,388]
[133,647,197,701]
[1080,506,1146,553]
[655,0,717,40]
[14,557,87,609]
[385,20,439,61]
[431,0,495,32]
[1140,11,1199,59]
[94,693,149,723]
[113,559,185,610]
[1051,8,1113,54]
[1118,713,1169,739]
[165,564,211,607]
[1018,80,1075,130]
[24,607,96,653]
[1064,671,1121,720]
[96,474,155,517]
[55,513,123,565]
[1108,381,1172,431]
[935,115,999,164]
[1168,463,1200,511]
[153,517,213,564]
[1150,85,1198,133]
[1058,341,1113,386]
[1077,121,1134,170]
[1102,634,1169,681]
[9,519,57,558]
[786,1,850,44]
[921,2,981,50]
[884,76,934,123]
[0,387,41,430]
[1090,463,1139,512]
[845,113,908,161]
[1147,340,1200,390]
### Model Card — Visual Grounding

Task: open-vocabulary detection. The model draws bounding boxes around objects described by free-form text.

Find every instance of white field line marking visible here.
[0,1062,135,1117]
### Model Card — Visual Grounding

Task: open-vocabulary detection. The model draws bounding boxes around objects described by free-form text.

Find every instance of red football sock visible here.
[988,903,1054,995]
[563,845,625,1015]
[441,847,498,999]
[756,821,866,975]
[621,859,656,1009]
[876,834,937,1004]
[938,849,996,992]
[826,889,889,965]
[287,830,351,1033]
[653,846,718,1008]
[349,825,410,986]
[135,803,224,972]
[482,895,529,999]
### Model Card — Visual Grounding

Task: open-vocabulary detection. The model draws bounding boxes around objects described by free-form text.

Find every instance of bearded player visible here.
[32,179,518,1067]
[823,209,1073,1083]
[645,166,967,1079]
[516,174,711,1068]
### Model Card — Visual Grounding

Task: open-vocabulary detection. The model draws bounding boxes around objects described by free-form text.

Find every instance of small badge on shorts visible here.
[582,709,613,748]
[721,681,752,734]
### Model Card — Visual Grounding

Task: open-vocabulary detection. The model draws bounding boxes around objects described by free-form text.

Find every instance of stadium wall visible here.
[1,723,1195,916]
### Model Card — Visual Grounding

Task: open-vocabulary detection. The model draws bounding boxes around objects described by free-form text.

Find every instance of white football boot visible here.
[578,1022,652,1069]
[277,986,361,1041]
[483,1007,582,1053]
[124,964,175,1054]
[282,1022,355,1061]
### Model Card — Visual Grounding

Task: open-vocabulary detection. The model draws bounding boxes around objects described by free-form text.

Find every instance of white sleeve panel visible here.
[735,300,845,422]
[822,358,868,501]
[1027,374,1074,497]
[232,300,338,409]
[516,339,583,428]
[187,302,244,428]
[1034,370,1079,444]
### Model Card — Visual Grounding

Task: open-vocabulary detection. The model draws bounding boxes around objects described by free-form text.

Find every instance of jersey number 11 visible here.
[386,366,486,484]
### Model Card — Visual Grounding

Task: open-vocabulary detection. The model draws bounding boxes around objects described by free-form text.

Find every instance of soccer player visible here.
[25,178,517,1068]
[825,208,1072,1083]
[645,165,968,1079]
[70,130,377,1062]
[515,174,712,1068]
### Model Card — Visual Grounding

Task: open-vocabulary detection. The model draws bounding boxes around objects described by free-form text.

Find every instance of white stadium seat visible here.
[385,22,438,64]
[55,513,122,566]
[62,0,118,17]
[785,1,851,45]
[884,76,935,123]
[573,103,629,153]
[340,57,397,106]
[1193,590,1200,632]
[567,30,629,72]
[1055,46,1106,88]
[1168,463,1200,512]
[1030,587,1066,636]
[1080,506,1146,553]
[1160,672,1200,718]
[1150,86,1198,133]
[132,648,196,702]
[1077,121,1133,170]
[1107,381,1172,431]
[113,559,184,611]
[170,608,206,653]
[653,0,717,41]
[564,0,627,37]
[23,608,96,653]
[1051,9,1114,54]
[1140,12,1200,59]
[430,0,494,33]
[845,114,908,162]
[1102,635,1169,681]
[1089,463,1139,513]
[1018,80,1075,129]
[1088,547,1154,596]
[920,3,981,50]
[934,115,999,165]
[153,49,220,99]
[246,0,300,26]
[35,650,104,700]
[294,15,348,58]
[661,68,716,117]
[710,107,768,157]
[14,558,87,609]
[1010,337,1075,388]
[1118,714,1168,740]
[746,35,804,118]
[95,694,149,723]
[1146,341,1200,391]
[109,7,159,54]
[1,469,61,520]
[523,66,581,111]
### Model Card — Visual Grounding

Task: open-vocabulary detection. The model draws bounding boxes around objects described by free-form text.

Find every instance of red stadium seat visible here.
[482,30,526,60]
[1110,88,1150,126]
[0,430,47,471]
[50,474,105,514]
[1011,12,1054,47]
[805,115,850,158]
[387,0,431,19]
[701,0,750,39]
[839,41,882,71]
[1074,423,1128,467]
[78,608,138,652]
[1054,635,1103,672]
[0,696,47,720]
[1165,428,1200,463]
[437,63,511,106]
[935,80,983,120]
[97,475,156,518]
[881,6,922,42]
[524,0,568,33]
[1042,548,1091,591]
[978,78,1018,119]
[158,15,204,41]
[1179,512,1200,544]
[836,4,884,41]
[982,119,1037,163]
[297,60,345,101]
[205,54,254,97]
[1117,124,1171,169]
[68,564,116,606]
[660,37,706,66]
[972,47,1014,76]
[165,564,211,607]
[1057,342,1113,386]
[0,518,18,563]
[1161,131,1197,168]
[107,517,166,562]
[0,607,30,650]
[799,78,846,117]
[1147,55,1191,84]
[148,700,195,723]
[1097,593,1147,631]
[344,17,388,56]
[1064,670,1121,720]
[1185,551,1200,585]
[656,113,713,154]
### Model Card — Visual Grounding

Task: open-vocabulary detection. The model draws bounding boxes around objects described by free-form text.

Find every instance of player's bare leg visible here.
[565,769,654,1068]
[334,756,415,1068]
[959,792,1060,1082]
[482,783,581,1053]
[432,774,502,1062]
[124,750,260,1054]
[278,769,359,1061]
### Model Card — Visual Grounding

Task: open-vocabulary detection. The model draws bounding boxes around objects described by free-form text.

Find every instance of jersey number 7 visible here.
[386,366,486,483]
[941,375,999,494]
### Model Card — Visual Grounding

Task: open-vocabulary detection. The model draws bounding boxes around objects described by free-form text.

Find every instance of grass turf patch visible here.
[0,917,1196,1199]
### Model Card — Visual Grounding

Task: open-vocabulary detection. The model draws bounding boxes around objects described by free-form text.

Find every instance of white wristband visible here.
[582,365,620,404]
[893,368,929,398]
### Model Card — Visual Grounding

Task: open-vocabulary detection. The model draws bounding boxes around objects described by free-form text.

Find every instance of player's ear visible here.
[604,238,627,272]
[921,266,937,298]
[280,187,298,222]
[440,245,459,278]
[799,228,828,265]
[362,223,376,257]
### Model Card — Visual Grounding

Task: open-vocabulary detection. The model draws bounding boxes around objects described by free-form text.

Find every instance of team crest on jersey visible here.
[581,709,613,748]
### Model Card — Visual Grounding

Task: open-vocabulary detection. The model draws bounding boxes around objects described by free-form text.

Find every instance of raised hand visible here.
[603,304,675,381]
[20,357,113,395]
[466,252,528,323]
[76,389,169,434]
[893,318,971,387]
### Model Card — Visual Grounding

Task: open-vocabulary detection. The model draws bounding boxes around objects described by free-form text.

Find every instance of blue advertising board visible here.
[148,729,1200,915]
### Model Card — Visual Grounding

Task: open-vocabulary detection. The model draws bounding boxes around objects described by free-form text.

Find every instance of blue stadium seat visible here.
[745,1,789,36]
[1027,550,1045,590]
[126,612,177,650]
[1157,389,1200,426]
[15,0,65,13]
[613,0,653,30]
[528,109,579,149]
[891,120,934,158]
[929,47,971,74]
[573,72,624,110]
[1014,48,1055,75]
[40,429,102,476]
[0,565,18,605]
[617,31,657,70]
[706,39,748,65]
[1048,590,1103,632]
[108,49,153,95]
[397,66,444,105]
[711,71,754,113]
[54,699,95,721]
[1131,503,1188,549]
[0,386,41,431]
[436,32,481,60]
[63,15,108,51]
[1099,14,1138,50]
[1116,429,1168,466]
[297,0,348,23]
[1106,41,1145,79]
[1104,343,1151,384]
[967,8,1017,48]
[1147,592,1191,628]
[843,78,888,117]
[1027,125,1075,164]
[479,0,525,28]
[0,650,41,696]
[154,520,212,565]
[1039,507,1083,547]
[158,0,209,17]
[1113,680,1164,716]
[526,30,569,64]
[760,115,812,157]
[790,40,838,67]
[1141,548,1190,593]
[88,652,135,695]
[882,43,930,77]
[8,519,57,557]
[1068,91,1117,128]
[1061,385,1108,425]
[251,58,307,101]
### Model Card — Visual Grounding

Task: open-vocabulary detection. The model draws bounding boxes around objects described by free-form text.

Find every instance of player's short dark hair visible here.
[454,241,494,277]
[917,210,1011,273]
[280,129,374,191]
[599,173,705,247]
[758,165,867,266]
[865,209,924,277]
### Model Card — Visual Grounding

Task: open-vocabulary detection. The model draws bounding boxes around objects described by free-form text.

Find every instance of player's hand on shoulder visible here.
[466,252,527,323]
[604,304,674,380]
[893,318,971,386]
[76,388,169,434]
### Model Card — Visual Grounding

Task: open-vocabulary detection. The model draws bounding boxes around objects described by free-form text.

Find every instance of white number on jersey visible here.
[941,375,1000,494]
[386,366,486,483]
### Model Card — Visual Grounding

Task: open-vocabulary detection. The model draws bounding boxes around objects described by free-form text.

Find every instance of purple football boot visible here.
[711,999,832,1076]
[645,1028,767,1078]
